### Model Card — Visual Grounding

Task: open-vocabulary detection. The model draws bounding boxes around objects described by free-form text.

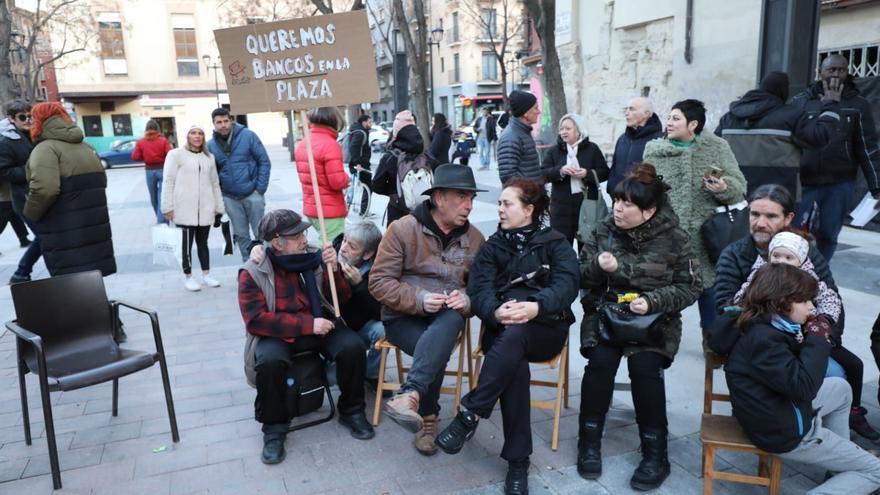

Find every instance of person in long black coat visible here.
[540,113,609,245]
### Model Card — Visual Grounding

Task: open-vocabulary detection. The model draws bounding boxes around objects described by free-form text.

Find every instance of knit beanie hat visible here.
[760,71,790,102]
[392,110,415,135]
[508,90,538,118]
[769,231,808,265]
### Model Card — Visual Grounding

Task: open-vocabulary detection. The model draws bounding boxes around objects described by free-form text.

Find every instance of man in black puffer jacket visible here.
[606,97,663,194]
[790,54,880,262]
[716,71,841,200]
[497,90,541,185]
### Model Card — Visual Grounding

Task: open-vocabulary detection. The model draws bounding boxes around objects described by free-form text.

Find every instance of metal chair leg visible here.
[37,374,61,489]
[16,341,31,445]
[157,353,180,442]
[111,378,119,416]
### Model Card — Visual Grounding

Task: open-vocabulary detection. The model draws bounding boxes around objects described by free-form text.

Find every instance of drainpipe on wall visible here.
[685,0,694,64]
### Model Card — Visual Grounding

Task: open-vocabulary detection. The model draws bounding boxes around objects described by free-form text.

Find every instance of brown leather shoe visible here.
[414,414,439,456]
[383,390,423,432]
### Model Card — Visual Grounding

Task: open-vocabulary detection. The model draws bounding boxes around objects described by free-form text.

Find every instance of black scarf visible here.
[214,127,234,155]
[268,249,324,318]
[499,222,540,252]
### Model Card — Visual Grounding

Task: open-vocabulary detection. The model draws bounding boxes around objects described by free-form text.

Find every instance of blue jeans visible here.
[357,319,385,380]
[698,285,717,331]
[223,191,266,261]
[145,169,165,224]
[477,136,491,169]
[797,181,856,262]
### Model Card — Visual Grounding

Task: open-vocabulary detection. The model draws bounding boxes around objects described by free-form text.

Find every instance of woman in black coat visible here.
[429,113,453,163]
[433,178,579,495]
[540,113,609,245]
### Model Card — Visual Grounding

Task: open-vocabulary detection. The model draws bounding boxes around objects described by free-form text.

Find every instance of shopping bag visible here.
[152,224,182,269]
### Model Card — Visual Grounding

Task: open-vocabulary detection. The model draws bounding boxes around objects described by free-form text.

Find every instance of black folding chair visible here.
[6,270,179,489]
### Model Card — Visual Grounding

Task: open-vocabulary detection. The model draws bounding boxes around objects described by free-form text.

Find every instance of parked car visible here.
[99,139,142,169]
[337,127,390,154]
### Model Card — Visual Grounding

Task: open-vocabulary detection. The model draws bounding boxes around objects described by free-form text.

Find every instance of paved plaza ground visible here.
[0,145,879,494]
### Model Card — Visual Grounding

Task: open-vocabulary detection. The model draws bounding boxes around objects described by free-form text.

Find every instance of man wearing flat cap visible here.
[369,164,486,455]
[497,90,542,185]
[239,209,374,465]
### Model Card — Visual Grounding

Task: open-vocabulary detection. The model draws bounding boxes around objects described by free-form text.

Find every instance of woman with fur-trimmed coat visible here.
[643,99,746,333]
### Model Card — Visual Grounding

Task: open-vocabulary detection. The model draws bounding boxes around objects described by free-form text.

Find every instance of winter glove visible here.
[804,313,834,344]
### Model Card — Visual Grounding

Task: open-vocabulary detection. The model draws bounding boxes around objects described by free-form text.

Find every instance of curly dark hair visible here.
[737,263,817,329]
[503,177,549,224]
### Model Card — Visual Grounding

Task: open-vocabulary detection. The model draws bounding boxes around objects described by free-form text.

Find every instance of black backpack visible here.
[284,352,328,418]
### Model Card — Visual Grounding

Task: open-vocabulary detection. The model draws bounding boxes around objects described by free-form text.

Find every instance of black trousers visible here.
[579,344,671,431]
[831,345,863,409]
[0,201,28,241]
[180,225,210,274]
[254,328,367,430]
[461,322,567,462]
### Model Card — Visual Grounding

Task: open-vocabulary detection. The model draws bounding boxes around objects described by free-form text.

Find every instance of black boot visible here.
[577,418,603,480]
[505,458,529,495]
[434,409,479,454]
[261,432,287,465]
[630,428,670,491]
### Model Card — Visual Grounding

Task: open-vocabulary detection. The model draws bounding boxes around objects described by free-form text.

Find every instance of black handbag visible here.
[701,200,749,263]
[597,302,667,347]
[284,352,328,418]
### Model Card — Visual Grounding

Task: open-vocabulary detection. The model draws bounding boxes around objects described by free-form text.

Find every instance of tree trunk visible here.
[523,0,567,126]
[392,0,430,144]
[0,1,22,102]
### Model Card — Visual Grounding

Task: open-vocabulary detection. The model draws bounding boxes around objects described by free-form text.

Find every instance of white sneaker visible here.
[202,275,221,288]
[184,278,201,292]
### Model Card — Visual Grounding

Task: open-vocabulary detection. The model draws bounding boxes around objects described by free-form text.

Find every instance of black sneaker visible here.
[261,433,286,465]
[339,411,375,440]
[434,409,479,455]
[505,458,529,495]
[850,407,880,442]
[8,273,30,285]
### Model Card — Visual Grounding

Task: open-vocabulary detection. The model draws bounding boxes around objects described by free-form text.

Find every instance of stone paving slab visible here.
[0,146,878,494]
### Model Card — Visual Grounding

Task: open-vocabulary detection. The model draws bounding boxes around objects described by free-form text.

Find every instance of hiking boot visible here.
[505,458,530,495]
[261,432,287,465]
[383,389,422,432]
[850,406,880,442]
[414,414,439,456]
[435,409,479,455]
[630,428,670,491]
[577,419,603,480]
[339,411,375,440]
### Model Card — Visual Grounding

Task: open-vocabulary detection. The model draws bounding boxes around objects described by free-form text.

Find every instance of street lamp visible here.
[202,54,222,108]
[428,26,444,115]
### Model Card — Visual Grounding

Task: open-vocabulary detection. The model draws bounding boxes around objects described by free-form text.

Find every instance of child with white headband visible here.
[734,229,879,442]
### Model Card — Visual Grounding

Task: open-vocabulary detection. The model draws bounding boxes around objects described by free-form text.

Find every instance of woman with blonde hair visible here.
[161,124,224,291]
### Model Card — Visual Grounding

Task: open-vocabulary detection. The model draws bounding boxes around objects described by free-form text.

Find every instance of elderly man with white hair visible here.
[606,96,663,194]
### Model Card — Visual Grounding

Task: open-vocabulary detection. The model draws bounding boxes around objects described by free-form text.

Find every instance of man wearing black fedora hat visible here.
[369,164,486,455]
[497,90,542,185]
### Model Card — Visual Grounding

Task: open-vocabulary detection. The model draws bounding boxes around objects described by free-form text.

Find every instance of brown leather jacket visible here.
[369,205,485,320]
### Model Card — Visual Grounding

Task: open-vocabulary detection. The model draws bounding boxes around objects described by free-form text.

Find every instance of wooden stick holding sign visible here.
[300,109,341,317]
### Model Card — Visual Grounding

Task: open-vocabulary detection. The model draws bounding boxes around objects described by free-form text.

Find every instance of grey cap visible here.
[257,209,311,241]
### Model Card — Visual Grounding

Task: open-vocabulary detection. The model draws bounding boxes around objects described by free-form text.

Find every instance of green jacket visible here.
[643,133,747,286]
[579,205,702,361]
[24,116,115,276]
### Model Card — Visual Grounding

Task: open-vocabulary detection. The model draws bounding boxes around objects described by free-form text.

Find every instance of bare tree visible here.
[1,0,96,103]
[216,0,312,26]
[522,0,566,126]
[0,1,22,102]
[392,0,430,142]
[459,0,526,108]
[310,0,364,14]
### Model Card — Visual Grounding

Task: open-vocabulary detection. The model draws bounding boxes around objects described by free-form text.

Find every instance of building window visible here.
[453,53,460,83]
[481,8,497,40]
[819,44,880,78]
[440,57,445,73]
[452,13,459,42]
[100,101,116,112]
[172,15,199,76]
[440,96,448,117]
[82,116,103,137]
[111,114,133,136]
[482,52,497,80]
[98,13,127,75]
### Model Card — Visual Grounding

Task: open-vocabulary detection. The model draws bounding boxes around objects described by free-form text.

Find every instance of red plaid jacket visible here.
[238,265,351,342]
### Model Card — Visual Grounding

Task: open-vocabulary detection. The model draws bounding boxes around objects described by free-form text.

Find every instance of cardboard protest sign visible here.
[213,11,380,114]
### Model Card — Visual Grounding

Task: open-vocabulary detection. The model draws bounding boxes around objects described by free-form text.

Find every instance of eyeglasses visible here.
[14,113,32,123]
